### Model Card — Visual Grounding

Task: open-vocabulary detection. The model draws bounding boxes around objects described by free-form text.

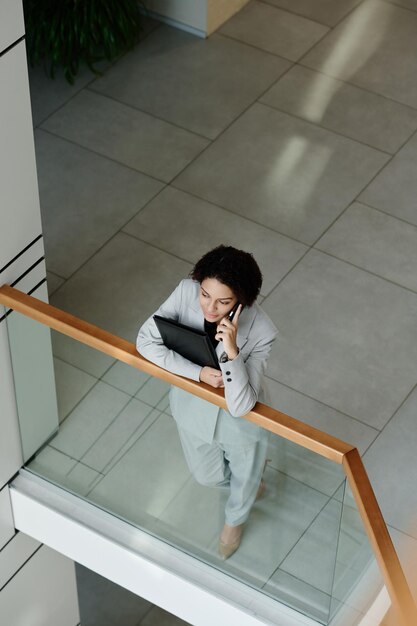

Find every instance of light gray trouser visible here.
[177,425,268,527]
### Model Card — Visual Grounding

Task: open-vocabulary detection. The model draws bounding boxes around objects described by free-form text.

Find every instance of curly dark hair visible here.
[190,245,262,307]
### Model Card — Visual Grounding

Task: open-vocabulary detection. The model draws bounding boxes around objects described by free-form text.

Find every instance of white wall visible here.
[0,42,42,269]
[144,0,250,37]
[145,0,206,34]
[0,0,24,52]
[0,3,80,623]
[0,542,80,626]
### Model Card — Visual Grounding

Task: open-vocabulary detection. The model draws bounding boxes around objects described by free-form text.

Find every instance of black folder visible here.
[153,315,219,368]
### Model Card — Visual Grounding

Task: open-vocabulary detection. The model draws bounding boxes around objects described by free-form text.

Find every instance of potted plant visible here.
[23,0,143,84]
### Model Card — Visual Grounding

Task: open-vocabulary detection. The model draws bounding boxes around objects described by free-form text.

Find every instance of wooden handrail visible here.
[343,449,417,625]
[1,284,416,625]
[0,285,352,462]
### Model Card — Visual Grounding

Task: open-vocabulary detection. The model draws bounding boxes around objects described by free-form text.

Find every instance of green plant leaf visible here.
[23,0,142,83]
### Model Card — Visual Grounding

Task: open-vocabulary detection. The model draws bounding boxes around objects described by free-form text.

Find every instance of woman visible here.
[137,245,277,558]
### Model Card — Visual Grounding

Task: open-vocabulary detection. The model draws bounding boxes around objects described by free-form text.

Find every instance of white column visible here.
[0,2,80,623]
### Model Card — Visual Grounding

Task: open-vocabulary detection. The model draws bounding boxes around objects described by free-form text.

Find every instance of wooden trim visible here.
[2,284,417,623]
[0,285,352,461]
[343,448,417,626]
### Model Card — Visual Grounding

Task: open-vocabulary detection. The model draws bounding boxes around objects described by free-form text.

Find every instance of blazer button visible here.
[226,371,231,375]
[227,378,232,382]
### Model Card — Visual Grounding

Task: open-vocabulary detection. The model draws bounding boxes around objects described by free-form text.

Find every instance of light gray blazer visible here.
[136,279,277,445]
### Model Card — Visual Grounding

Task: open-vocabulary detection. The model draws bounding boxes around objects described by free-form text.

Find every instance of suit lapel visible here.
[235,305,256,351]
[188,298,205,329]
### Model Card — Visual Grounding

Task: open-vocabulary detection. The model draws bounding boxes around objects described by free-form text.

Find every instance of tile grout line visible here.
[291,0,417,116]
[121,227,301,302]
[267,465,345,502]
[44,395,157,484]
[358,199,417,229]
[263,196,382,306]
[387,522,417,544]
[32,60,109,130]
[216,30,327,66]
[263,375,383,434]
[37,127,168,185]
[47,270,66,281]
[261,248,312,300]
[53,377,103,428]
[262,489,341,592]
[289,60,417,118]
[258,0,331,28]
[73,384,168,473]
[380,0,417,16]
[45,194,169,290]
[120,231,194,268]
[303,128,417,254]
[215,29,303,62]
[257,0,334,29]
[328,0,367,28]
[44,444,107,478]
[260,0,368,30]
[312,247,417,297]
[64,385,134,477]
[51,353,113,383]
[85,87,214,141]
[84,409,163,496]
[274,137,394,283]
[121,184,309,265]
[32,21,163,130]
[361,381,417,459]
[53,371,148,473]
[259,100,394,156]
[168,64,299,189]
[168,183,307,246]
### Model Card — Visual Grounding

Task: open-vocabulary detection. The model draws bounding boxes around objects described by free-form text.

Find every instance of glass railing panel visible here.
[5,309,59,462]
[6,318,368,625]
[265,450,344,624]
[329,483,384,624]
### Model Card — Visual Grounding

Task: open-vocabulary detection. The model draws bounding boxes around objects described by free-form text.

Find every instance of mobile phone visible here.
[227,302,242,321]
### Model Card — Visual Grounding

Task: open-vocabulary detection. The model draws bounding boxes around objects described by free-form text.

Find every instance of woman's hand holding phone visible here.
[216,303,242,360]
[200,304,242,385]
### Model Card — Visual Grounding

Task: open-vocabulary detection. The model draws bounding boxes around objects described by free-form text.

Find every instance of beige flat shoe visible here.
[219,523,243,560]
[219,538,241,559]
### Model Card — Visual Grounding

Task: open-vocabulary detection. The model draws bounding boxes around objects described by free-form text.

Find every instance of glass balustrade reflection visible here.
[5,308,59,462]
[329,484,383,624]
[7,319,374,624]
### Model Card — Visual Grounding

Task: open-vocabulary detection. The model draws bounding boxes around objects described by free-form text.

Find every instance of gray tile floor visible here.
[26,0,417,623]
